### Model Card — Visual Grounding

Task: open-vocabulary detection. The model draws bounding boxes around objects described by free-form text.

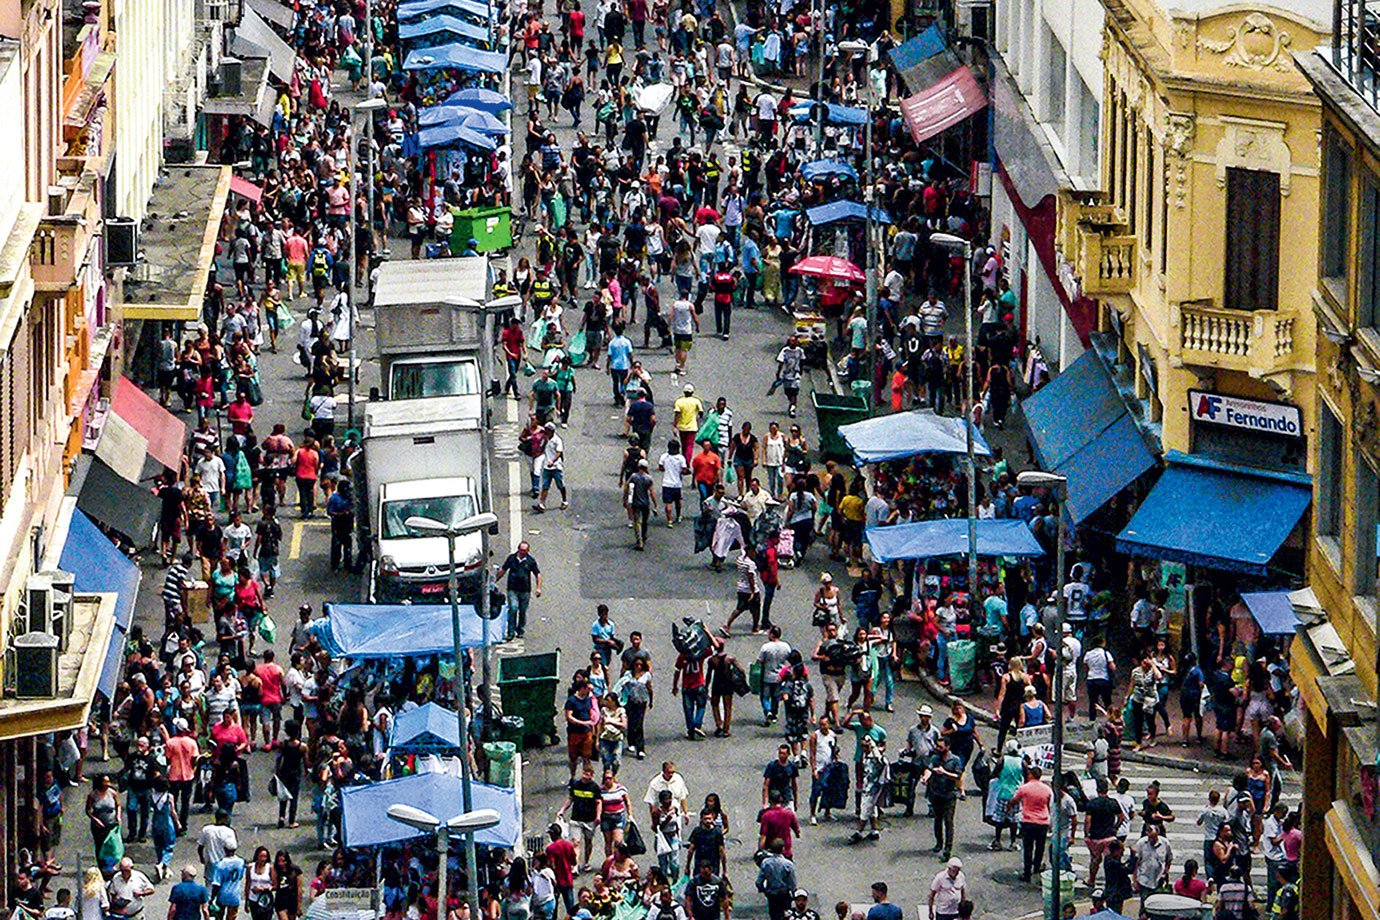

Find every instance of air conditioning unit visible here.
[106,217,138,267]
[37,570,75,651]
[219,58,242,97]
[13,632,60,699]
[165,135,196,164]
[24,573,56,634]
[47,185,70,217]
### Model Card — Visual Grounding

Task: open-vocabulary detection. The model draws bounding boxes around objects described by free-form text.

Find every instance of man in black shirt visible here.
[627,459,655,550]
[687,810,726,875]
[557,764,601,872]
[685,863,729,920]
[497,542,542,639]
[1083,778,1121,890]
[762,744,799,808]
[253,507,283,598]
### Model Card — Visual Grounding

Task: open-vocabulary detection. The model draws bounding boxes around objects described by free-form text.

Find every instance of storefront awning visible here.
[888,24,947,72]
[1115,452,1311,575]
[110,377,186,473]
[398,14,491,45]
[244,0,295,30]
[1239,591,1301,637]
[900,65,987,145]
[68,455,161,547]
[398,0,498,21]
[801,159,858,182]
[229,175,264,203]
[122,165,232,321]
[58,509,141,698]
[1021,351,1158,523]
[230,6,297,83]
[403,42,507,73]
[865,519,1046,563]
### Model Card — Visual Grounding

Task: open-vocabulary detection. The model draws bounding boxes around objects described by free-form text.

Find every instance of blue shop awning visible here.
[411,123,499,152]
[341,773,520,849]
[312,603,504,658]
[801,159,858,182]
[1239,591,1301,637]
[788,101,868,126]
[888,24,946,72]
[865,519,1046,563]
[404,43,507,73]
[389,701,464,751]
[1115,453,1311,575]
[418,105,509,134]
[444,86,514,112]
[1021,352,1157,523]
[398,14,491,46]
[58,510,141,699]
[805,199,892,226]
[839,410,990,464]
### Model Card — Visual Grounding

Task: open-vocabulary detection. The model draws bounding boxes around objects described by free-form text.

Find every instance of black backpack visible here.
[672,618,712,659]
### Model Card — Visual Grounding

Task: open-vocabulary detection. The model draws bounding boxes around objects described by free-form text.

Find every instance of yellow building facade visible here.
[1065,0,1323,475]
[1293,3,1380,915]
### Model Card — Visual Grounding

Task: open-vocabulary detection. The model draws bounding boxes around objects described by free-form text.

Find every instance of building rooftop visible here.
[0,594,115,741]
[122,164,230,321]
[1163,0,1330,32]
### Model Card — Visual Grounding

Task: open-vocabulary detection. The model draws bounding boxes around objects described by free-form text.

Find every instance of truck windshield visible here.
[381,494,479,539]
[391,360,481,399]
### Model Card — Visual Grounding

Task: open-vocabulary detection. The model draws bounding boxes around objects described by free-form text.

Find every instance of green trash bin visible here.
[498,650,562,748]
[494,714,526,750]
[483,741,518,787]
[812,391,869,462]
[450,205,513,254]
[948,639,977,694]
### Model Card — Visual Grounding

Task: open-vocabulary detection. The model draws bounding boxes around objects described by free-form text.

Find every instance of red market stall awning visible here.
[900,66,987,145]
[229,175,264,203]
[109,377,187,474]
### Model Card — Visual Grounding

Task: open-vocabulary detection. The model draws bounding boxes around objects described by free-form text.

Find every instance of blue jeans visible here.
[506,590,531,637]
[128,788,152,838]
[761,680,780,720]
[874,659,895,709]
[681,686,707,731]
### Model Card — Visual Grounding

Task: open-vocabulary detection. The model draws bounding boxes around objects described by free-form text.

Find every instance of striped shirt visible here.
[163,561,190,606]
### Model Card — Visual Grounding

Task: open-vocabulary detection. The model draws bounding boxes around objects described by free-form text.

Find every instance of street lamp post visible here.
[1017,470,1068,920]
[404,510,500,920]
[387,805,501,920]
[839,41,878,411]
[929,232,978,598]
[348,98,387,435]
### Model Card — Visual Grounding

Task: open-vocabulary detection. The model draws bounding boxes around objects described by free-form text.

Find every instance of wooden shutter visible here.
[1223,167,1280,312]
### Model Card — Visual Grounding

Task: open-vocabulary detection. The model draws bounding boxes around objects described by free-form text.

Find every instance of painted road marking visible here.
[288,520,330,559]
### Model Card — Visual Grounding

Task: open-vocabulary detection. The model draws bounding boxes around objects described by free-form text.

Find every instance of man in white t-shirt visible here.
[696,221,722,278]
[107,860,154,918]
[644,761,690,819]
[657,440,689,524]
[196,815,238,883]
[1082,640,1116,719]
[671,297,698,374]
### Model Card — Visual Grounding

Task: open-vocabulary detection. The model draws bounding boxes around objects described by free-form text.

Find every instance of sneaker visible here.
[809,816,817,826]
[869,832,881,842]
[848,832,863,844]
[636,750,646,760]
[534,503,547,513]
[788,405,797,418]
[560,500,569,510]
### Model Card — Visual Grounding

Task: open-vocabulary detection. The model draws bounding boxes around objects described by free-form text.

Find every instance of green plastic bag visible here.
[257,614,277,644]
[696,410,721,445]
[568,330,588,367]
[98,826,125,864]
[725,464,735,484]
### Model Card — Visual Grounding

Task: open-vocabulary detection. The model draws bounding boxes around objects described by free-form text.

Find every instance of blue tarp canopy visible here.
[389,702,464,751]
[398,0,498,21]
[311,603,504,658]
[788,101,868,126]
[445,86,513,112]
[418,105,509,133]
[412,123,499,152]
[398,15,491,45]
[806,199,892,226]
[1021,352,1158,523]
[889,24,947,72]
[801,159,858,182]
[1115,453,1312,575]
[865,519,1046,563]
[60,510,141,699]
[403,43,507,73]
[839,410,990,464]
[1240,591,1301,636]
[341,773,521,849]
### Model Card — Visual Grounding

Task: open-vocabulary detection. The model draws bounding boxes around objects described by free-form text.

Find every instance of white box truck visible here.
[358,396,487,602]
[373,257,489,400]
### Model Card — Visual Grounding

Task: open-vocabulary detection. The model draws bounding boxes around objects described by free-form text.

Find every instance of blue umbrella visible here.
[445,86,514,113]
[419,104,510,134]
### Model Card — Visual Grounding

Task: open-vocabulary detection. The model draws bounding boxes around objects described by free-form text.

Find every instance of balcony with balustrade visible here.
[1170,299,1302,378]
[1058,193,1137,297]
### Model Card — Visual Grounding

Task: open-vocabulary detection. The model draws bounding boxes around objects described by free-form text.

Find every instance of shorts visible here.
[1088,836,1115,861]
[241,704,261,719]
[1244,698,1272,724]
[783,381,800,397]
[1214,706,1235,733]
[571,820,597,844]
[662,486,683,504]
[674,334,694,350]
[600,812,627,833]
[259,555,280,579]
[859,790,880,821]
[160,517,183,542]
[567,731,594,759]
[541,468,566,490]
[262,702,283,719]
[822,674,843,703]
[157,367,177,388]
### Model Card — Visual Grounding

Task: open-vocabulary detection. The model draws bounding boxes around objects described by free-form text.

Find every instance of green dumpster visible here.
[812,392,869,462]
[450,205,513,254]
[498,650,561,748]
[483,741,518,787]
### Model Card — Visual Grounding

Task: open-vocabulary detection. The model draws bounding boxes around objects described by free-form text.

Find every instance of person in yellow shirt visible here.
[837,480,868,569]
[673,383,704,463]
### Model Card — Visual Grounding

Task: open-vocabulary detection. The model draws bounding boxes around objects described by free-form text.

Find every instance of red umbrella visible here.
[789,255,866,284]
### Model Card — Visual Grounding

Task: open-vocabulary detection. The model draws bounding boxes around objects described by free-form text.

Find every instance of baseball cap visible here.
[792,890,808,899]
[917,704,933,716]
[684,383,695,394]
[544,421,557,430]
[820,572,833,582]
[947,857,962,869]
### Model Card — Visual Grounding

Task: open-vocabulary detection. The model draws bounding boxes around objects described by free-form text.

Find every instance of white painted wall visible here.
[0,50,24,247]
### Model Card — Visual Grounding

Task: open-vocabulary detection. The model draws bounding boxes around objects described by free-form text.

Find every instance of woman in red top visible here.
[294,437,321,518]
[235,568,267,651]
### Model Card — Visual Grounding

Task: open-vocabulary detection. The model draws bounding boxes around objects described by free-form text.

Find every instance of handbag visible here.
[300,388,314,422]
[623,819,647,856]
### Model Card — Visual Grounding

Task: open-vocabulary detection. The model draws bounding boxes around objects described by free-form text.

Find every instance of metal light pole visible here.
[348,98,387,435]
[404,511,500,920]
[1018,470,1068,920]
[387,805,501,920]
[814,0,827,155]
[931,232,978,595]
[840,41,878,410]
